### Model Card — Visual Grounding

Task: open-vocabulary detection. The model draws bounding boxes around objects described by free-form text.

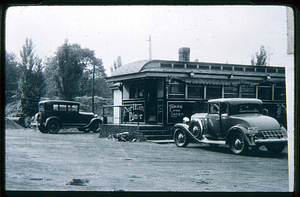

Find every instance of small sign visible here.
[167,101,195,124]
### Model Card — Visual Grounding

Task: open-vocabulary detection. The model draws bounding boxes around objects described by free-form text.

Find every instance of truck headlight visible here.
[248,127,258,135]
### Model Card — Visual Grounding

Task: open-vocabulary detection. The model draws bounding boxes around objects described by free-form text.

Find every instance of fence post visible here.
[102,106,105,124]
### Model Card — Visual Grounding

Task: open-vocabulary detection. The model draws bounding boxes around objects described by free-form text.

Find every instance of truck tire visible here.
[266,144,285,154]
[47,119,61,134]
[174,128,189,147]
[229,132,248,155]
[188,120,203,139]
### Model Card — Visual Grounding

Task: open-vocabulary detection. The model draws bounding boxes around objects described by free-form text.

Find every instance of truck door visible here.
[208,103,221,136]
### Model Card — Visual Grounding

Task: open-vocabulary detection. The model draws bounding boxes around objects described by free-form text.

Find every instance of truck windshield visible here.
[238,104,261,113]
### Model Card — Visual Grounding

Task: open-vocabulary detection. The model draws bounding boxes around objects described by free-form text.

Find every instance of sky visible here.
[5,6,290,76]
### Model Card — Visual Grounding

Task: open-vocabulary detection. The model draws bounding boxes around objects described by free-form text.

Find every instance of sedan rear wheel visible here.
[47,119,61,134]
[174,128,189,147]
[229,132,248,155]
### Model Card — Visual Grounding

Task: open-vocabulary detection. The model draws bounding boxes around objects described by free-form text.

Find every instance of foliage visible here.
[251,45,267,66]
[45,39,110,100]
[5,52,21,103]
[18,38,46,117]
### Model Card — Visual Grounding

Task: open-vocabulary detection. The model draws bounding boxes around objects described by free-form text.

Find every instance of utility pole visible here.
[148,35,152,60]
[92,63,95,113]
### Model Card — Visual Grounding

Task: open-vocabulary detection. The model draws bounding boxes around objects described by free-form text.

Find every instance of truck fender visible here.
[226,125,253,146]
[86,118,102,128]
[173,123,204,143]
[45,116,60,127]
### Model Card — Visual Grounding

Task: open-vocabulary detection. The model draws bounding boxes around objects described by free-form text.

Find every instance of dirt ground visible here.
[5,127,289,192]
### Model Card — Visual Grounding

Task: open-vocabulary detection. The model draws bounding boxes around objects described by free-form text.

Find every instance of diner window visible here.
[223,66,233,71]
[188,85,204,98]
[241,85,256,98]
[224,86,239,98]
[274,85,286,101]
[234,66,244,71]
[245,67,255,72]
[129,82,145,99]
[206,86,222,99]
[258,85,272,100]
[169,81,185,95]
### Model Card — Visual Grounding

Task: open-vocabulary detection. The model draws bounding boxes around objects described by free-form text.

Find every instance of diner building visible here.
[102,48,286,139]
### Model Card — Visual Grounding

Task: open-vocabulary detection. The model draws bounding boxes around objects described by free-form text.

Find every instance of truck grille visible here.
[261,130,287,139]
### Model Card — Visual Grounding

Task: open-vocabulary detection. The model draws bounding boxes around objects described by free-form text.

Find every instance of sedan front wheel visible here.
[174,128,189,147]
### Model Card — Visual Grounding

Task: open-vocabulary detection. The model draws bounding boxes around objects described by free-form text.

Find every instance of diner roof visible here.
[107,59,286,83]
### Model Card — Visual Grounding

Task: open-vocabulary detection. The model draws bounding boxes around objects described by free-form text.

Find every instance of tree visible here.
[251,45,267,66]
[5,52,21,103]
[48,40,110,100]
[18,38,45,117]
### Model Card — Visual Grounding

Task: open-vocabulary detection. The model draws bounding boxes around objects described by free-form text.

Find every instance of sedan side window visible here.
[209,103,220,114]
[220,103,229,114]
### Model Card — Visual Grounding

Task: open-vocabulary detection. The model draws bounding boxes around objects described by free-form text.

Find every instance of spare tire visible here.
[188,120,203,139]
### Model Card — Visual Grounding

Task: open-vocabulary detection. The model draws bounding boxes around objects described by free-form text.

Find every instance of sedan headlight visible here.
[94,114,98,118]
[248,127,258,135]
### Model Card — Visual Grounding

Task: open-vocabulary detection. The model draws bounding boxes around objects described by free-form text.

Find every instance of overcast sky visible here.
[6,6,289,76]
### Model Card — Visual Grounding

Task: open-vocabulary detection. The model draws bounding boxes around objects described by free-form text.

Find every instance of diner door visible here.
[146,79,157,124]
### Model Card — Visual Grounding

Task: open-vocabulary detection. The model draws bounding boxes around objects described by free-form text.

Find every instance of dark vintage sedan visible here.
[173,98,288,155]
[35,100,102,134]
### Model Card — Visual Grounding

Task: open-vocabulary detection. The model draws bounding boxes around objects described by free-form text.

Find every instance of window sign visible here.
[123,103,145,123]
[167,101,195,124]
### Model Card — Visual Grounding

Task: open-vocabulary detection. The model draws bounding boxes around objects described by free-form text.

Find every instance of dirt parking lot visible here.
[5,128,289,192]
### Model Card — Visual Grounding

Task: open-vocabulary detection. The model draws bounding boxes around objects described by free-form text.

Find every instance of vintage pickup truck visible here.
[173,98,288,155]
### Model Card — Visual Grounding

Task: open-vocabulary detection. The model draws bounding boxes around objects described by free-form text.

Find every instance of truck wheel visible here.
[266,144,285,154]
[38,125,48,133]
[229,132,248,155]
[174,128,189,147]
[188,120,203,139]
[47,119,61,134]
